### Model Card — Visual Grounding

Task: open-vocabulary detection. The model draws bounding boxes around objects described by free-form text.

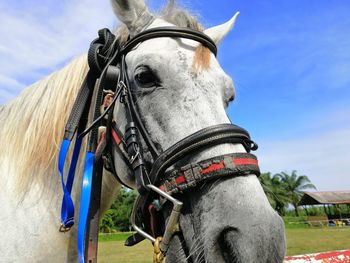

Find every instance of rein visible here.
[57,26,260,263]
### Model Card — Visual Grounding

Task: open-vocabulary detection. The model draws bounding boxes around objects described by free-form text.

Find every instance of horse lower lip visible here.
[218,228,241,263]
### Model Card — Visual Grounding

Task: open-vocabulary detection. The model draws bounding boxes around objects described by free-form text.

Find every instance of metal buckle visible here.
[130,151,140,164]
[118,81,127,103]
[131,184,183,254]
[59,224,72,233]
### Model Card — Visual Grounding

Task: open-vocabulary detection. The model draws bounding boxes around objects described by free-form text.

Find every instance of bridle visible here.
[57,26,260,263]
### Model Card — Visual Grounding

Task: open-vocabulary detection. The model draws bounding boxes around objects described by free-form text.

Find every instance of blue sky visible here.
[0,0,349,191]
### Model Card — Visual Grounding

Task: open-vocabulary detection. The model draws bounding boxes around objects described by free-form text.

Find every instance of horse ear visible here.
[111,0,153,36]
[204,12,240,45]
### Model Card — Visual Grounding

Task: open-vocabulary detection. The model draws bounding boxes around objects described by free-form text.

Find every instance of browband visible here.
[121,27,218,56]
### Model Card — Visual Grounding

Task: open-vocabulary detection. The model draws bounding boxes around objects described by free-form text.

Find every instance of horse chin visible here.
[166,229,243,263]
[164,175,286,263]
[165,235,190,263]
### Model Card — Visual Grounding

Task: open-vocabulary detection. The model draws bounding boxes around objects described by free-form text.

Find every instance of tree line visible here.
[100,170,316,232]
[100,188,137,232]
[259,170,316,216]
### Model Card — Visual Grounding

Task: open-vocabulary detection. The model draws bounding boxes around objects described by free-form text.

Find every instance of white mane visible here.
[0,56,88,195]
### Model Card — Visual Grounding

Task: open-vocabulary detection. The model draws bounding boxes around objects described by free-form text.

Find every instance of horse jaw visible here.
[204,12,240,45]
[166,176,286,263]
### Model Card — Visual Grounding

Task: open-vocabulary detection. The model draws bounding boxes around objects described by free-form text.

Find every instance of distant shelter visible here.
[299,191,350,222]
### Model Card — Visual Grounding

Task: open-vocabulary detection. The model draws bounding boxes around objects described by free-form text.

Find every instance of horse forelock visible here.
[0,56,88,195]
[160,3,212,71]
[114,3,211,71]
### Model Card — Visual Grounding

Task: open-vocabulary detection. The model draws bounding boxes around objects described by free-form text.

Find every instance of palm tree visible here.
[275,170,316,216]
[259,173,289,215]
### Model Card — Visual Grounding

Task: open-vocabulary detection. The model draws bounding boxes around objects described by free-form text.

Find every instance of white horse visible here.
[0,0,286,262]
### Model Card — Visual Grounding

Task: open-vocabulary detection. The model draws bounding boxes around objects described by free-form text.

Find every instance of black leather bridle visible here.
[59,26,260,262]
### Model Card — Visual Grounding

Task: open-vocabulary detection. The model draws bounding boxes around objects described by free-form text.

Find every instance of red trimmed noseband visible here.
[159,153,260,194]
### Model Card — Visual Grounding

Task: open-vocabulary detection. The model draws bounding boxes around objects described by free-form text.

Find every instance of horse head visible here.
[106,0,286,262]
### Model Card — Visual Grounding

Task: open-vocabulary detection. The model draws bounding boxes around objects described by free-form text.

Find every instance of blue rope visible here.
[77,152,95,263]
[58,136,83,229]
[58,138,95,263]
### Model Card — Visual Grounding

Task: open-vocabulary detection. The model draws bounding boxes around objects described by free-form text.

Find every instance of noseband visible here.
[58,26,260,263]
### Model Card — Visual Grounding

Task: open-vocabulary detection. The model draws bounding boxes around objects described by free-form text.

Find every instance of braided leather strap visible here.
[159,153,260,194]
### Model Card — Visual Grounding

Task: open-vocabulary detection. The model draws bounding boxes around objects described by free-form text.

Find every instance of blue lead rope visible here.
[77,151,95,263]
[58,138,95,263]
[58,137,83,229]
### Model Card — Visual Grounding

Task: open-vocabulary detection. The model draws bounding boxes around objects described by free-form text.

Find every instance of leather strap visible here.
[149,124,257,186]
[159,153,260,194]
[121,27,217,56]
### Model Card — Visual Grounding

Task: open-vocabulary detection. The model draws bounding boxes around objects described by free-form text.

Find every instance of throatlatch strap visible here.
[159,153,260,194]
[63,72,96,140]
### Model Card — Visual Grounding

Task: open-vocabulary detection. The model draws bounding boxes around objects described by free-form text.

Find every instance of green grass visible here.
[285,227,350,256]
[98,237,153,263]
[99,232,134,242]
[98,228,350,262]
[283,216,309,229]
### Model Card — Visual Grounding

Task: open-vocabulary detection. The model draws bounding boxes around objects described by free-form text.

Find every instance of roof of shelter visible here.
[299,191,350,206]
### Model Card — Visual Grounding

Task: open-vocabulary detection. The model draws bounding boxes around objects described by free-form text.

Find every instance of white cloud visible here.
[0,0,175,104]
[258,125,350,191]
[0,75,24,90]
[0,0,117,104]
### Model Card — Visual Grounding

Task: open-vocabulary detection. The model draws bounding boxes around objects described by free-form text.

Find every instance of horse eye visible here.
[225,95,234,108]
[135,67,159,88]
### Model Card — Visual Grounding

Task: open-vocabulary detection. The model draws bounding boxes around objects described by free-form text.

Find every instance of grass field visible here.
[97,227,350,262]
[286,227,350,256]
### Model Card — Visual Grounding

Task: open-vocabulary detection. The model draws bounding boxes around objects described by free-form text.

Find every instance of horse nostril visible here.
[218,227,241,263]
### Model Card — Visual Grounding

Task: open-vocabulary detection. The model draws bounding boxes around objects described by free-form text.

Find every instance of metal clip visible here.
[130,151,140,164]
[118,81,127,103]
[153,237,165,263]
[59,224,72,233]
[131,185,183,256]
